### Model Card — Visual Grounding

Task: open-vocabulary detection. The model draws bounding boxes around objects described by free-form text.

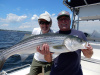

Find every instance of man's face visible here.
[39,19,51,33]
[58,16,71,31]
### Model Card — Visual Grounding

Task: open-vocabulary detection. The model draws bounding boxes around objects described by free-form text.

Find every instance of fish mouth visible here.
[85,42,89,48]
[81,42,88,49]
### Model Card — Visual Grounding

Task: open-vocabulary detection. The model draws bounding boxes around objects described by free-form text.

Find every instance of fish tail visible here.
[0,51,6,71]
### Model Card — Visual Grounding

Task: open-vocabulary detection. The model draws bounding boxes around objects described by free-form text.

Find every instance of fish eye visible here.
[77,38,82,42]
[80,39,82,42]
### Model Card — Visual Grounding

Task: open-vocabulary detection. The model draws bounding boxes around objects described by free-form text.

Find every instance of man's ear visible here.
[70,20,71,25]
[50,24,51,27]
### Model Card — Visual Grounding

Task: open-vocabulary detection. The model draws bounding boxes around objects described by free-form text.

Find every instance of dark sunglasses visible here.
[39,21,50,25]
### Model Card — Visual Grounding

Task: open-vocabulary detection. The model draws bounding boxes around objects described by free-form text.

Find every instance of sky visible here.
[0,0,100,34]
[0,0,72,32]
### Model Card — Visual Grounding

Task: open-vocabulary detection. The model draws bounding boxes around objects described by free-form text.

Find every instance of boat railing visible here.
[0,64,31,75]
[81,56,100,64]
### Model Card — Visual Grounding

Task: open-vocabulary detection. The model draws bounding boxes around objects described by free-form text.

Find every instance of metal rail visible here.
[81,56,100,64]
[0,64,30,75]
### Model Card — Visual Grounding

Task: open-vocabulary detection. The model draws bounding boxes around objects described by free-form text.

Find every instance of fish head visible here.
[64,35,88,51]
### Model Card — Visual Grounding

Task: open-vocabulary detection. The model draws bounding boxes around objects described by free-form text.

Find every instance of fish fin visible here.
[53,45,63,49]
[22,34,32,40]
[20,54,29,62]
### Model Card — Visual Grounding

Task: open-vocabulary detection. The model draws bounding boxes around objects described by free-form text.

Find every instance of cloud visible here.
[0,11,58,31]
[19,22,32,29]
[51,14,55,16]
[31,14,38,20]
[0,13,27,23]
[19,11,57,31]
[31,11,58,31]
[19,25,31,29]
[31,11,51,21]
[1,24,9,26]
[18,21,38,29]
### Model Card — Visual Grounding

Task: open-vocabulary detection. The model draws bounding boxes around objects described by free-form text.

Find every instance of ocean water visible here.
[0,30,33,71]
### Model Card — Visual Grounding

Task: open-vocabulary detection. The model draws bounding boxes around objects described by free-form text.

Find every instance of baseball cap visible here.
[57,10,70,20]
[38,13,51,22]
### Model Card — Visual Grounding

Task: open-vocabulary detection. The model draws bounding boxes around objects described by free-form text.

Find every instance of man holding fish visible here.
[30,12,54,75]
[38,11,93,75]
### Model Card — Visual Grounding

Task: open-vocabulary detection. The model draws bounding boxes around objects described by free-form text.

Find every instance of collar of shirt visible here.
[40,29,52,34]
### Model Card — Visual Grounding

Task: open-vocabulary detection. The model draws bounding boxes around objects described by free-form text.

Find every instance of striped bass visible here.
[0,33,88,71]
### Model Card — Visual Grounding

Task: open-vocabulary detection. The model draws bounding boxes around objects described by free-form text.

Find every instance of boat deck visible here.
[81,60,100,75]
[7,59,100,75]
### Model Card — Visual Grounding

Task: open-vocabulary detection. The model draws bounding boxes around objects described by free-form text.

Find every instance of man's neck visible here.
[41,29,51,34]
[59,29,71,34]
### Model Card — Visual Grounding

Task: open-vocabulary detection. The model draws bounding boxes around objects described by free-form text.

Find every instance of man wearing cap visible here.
[40,10,93,75]
[49,10,93,75]
[30,12,53,75]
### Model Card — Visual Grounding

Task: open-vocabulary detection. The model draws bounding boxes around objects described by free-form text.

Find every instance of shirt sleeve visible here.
[82,32,87,41]
[32,27,41,35]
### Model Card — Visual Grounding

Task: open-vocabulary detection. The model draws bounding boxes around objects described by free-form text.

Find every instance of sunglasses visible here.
[58,17,70,21]
[39,21,50,25]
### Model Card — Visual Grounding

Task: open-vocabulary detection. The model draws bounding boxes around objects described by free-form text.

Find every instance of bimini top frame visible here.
[63,0,100,30]
[63,0,100,10]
